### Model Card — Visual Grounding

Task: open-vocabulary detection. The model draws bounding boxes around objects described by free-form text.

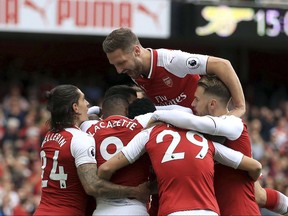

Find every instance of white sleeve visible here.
[80,120,99,133]
[134,113,153,128]
[121,128,152,163]
[213,142,243,169]
[211,115,244,140]
[152,110,243,140]
[70,131,96,167]
[157,49,208,77]
[87,106,101,115]
[155,104,193,113]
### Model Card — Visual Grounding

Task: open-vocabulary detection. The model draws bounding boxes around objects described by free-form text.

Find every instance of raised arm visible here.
[206,56,245,117]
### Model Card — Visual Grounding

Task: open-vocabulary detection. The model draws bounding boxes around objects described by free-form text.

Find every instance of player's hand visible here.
[134,181,151,203]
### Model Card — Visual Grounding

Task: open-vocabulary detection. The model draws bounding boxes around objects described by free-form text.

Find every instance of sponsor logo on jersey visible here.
[88,146,96,158]
[162,76,173,87]
[155,92,187,105]
[186,57,200,69]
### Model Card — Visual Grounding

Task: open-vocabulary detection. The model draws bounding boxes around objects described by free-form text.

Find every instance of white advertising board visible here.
[0,0,171,38]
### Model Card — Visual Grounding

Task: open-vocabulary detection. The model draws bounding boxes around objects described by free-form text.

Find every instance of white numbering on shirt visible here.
[157,130,209,163]
[100,136,124,161]
[186,131,209,159]
[40,150,68,189]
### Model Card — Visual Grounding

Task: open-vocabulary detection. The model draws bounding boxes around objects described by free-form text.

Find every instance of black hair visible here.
[104,85,137,103]
[128,98,156,119]
[46,85,80,132]
[102,94,129,119]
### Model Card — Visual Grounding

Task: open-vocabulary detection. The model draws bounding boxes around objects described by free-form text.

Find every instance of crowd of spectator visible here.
[0,63,287,215]
[246,100,288,215]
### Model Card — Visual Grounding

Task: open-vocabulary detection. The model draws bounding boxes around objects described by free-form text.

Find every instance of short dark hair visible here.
[46,85,80,132]
[198,75,231,104]
[104,85,137,103]
[128,98,156,119]
[103,27,140,53]
[102,94,129,119]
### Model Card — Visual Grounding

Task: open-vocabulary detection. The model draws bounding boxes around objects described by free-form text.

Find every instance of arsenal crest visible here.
[162,76,173,87]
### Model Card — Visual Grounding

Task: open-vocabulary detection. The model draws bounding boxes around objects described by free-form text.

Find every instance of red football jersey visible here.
[214,123,261,215]
[140,124,219,216]
[34,127,96,216]
[86,115,151,186]
[133,49,208,108]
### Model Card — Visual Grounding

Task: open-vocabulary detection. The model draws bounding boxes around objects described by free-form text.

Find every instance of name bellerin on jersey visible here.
[42,133,66,147]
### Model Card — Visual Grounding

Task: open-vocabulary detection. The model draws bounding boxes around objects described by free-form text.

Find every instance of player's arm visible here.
[151,110,243,140]
[134,105,192,129]
[206,56,245,117]
[162,50,245,117]
[213,142,262,181]
[73,133,149,201]
[237,155,262,181]
[87,106,102,120]
[155,104,193,113]
[79,119,99,133]
[161,49,207,78]
[97,152,130,180]
[77,164,149,201]
[87,106,101,115]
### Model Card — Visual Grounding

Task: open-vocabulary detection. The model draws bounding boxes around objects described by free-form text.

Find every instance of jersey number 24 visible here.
[40,150,68,189]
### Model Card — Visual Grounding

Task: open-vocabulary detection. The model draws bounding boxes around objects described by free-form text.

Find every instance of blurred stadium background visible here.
[0,0,287,215]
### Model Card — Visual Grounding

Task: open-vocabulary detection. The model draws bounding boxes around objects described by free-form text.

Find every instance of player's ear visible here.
[72,102,79,113]
[210,98,217,109]
[134,45,141,56]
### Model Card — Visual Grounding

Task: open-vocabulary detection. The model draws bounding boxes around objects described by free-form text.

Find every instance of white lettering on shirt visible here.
[43,133,66,147]
[154,92,187,105]
[93,119,137,132]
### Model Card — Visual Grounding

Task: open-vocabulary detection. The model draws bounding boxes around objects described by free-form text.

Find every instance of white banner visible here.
[0,0,171,38]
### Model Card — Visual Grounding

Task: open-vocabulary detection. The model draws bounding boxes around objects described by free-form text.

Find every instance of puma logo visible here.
[137,3,166,29]
[24,0,53,24]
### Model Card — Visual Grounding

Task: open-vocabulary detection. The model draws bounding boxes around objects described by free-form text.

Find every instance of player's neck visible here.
[213,108,228,117]
[141,48,151,77]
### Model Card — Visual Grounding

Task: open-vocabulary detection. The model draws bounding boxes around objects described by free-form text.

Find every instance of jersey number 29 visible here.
[158,130,209,163]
